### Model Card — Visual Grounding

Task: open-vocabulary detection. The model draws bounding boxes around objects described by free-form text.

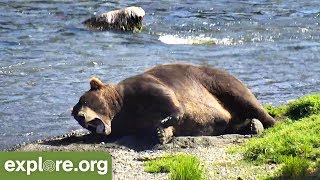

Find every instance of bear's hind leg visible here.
[250,119,264,135]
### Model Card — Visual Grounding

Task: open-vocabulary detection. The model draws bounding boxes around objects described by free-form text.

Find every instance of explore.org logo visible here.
[0,152,112,180]
[4,157,108,175]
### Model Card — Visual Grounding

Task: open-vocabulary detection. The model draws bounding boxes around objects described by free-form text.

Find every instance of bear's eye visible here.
[79,97,87,105]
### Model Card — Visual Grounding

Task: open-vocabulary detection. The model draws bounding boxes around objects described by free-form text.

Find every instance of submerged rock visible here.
[83,6,145,32]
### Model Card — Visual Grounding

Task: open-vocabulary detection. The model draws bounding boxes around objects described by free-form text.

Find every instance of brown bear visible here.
[83,6,145,31]
[72,63,276,144]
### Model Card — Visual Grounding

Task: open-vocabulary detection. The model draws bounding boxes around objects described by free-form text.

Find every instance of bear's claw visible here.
[160,115,180,128]
[160,116,172,124]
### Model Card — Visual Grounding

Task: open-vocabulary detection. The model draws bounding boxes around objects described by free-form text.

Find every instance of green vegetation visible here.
[239,94,320,179]
[133,22,143,33]
[143,154,204,180]
[265,94,320,119]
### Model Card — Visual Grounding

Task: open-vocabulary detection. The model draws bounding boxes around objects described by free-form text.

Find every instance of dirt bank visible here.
[8,132,279,180]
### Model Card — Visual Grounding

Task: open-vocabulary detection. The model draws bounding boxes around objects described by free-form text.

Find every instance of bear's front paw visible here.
[250,119,264,135]
[156,127,173,144]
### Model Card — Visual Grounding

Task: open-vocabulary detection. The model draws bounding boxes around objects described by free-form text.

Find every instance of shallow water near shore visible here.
[0,0,320,150]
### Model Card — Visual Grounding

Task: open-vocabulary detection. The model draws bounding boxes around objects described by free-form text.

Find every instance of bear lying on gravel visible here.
[72,64,276,144]
[83,6,145,31]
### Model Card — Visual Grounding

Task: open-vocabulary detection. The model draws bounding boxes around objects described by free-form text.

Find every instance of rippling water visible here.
[0,0,319,150]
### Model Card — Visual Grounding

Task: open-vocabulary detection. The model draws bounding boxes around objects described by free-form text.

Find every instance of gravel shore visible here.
[8,131,279,180]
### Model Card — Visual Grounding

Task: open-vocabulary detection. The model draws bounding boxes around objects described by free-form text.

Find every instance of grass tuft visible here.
[279,156,311,178]
[286,94,320,119]
[144,154,204,180]
[265,94,320,120]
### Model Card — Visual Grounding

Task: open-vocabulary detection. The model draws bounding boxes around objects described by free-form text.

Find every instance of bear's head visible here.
[71,77,122,135]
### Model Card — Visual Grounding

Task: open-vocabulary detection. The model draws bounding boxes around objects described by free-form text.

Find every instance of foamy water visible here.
[158,34,240,45]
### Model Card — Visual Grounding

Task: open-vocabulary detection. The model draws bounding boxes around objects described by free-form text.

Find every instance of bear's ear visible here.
[90,77,104,90]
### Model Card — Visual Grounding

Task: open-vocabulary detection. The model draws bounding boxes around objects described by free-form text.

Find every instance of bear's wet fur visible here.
[72,64,276,144]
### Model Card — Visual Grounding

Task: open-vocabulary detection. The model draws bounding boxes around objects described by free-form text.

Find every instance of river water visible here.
[0,0,319,150]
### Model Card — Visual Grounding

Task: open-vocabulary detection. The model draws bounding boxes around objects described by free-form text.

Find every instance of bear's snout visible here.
[73,112,87,128]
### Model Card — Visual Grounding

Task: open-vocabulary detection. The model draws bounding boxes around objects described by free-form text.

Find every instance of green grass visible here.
[143,154,204,180]
[276,156,312,179]
[238,94,320,179]
[265,94,320,120]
